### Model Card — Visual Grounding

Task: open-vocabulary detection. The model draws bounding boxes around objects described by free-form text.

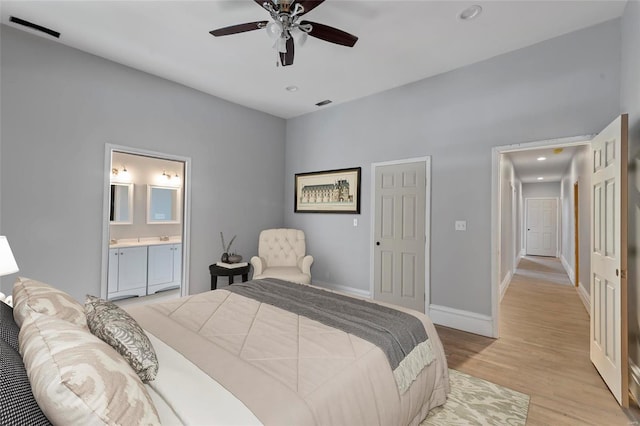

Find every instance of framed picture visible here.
[295,167,361,213]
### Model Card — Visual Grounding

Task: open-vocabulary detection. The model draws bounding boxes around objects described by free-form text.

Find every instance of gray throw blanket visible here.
[226,279,434,392]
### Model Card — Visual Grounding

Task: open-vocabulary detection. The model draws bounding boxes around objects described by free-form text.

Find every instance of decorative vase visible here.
[228,254,243,264]
[221,253,229,263]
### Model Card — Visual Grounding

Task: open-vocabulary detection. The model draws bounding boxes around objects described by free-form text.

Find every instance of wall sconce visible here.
[111,165,131,182]
[162,171,181,186]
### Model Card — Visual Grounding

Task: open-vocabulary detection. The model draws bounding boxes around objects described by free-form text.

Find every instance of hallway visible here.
[436,256,637,425]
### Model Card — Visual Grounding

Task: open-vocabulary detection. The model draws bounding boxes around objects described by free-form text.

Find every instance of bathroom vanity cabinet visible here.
[107,241,182,300]
[108,246,148,299]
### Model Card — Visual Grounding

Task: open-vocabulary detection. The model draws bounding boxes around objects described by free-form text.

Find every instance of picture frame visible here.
[295,167,361,213]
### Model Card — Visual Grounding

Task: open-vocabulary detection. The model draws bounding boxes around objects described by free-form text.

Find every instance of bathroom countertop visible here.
[109,237,181,249]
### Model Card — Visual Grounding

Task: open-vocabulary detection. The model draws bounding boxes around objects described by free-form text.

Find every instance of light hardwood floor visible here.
[436,256,639,425]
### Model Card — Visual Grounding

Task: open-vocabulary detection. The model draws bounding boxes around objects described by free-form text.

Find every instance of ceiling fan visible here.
[209,0,358,67]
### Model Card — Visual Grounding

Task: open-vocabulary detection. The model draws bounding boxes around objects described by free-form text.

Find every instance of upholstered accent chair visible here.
[250,229,313,284]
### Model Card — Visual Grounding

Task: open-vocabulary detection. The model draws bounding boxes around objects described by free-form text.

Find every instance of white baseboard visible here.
[313,281,371,299]
[429,304,494,338]
[577,281,590,314]
[500,271,512,302]
[560,254,575,285]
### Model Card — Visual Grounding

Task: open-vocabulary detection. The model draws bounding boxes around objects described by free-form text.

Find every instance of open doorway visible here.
[100,144,191,302]
[490,135,592,337]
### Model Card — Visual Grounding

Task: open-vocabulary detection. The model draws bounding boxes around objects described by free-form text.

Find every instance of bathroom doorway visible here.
[100,144,191,301]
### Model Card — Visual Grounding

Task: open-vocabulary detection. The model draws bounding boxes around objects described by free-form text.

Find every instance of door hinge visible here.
[621,270,627,279]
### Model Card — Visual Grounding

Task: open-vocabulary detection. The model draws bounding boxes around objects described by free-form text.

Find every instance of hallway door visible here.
[590,114,628,407]
[525,198,557,257]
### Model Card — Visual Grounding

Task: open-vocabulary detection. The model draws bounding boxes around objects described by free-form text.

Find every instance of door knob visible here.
[376,242,380,246]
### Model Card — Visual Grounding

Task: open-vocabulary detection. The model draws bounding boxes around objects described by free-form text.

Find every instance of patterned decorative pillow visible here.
[19,312,160,425]
[0,336,52,425]
[0,302,20,351]
[85,295,159,382]
[12,277,87,329]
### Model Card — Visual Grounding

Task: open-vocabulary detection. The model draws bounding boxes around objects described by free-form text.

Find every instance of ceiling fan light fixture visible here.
[291,27,308,47]
[459,5,483,21]
[266,21,283,39]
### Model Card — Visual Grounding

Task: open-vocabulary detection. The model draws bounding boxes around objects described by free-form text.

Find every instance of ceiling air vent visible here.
[315,100,332,107]
[9,16,60,39]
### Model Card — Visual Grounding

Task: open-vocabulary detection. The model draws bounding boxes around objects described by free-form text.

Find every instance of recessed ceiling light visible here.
[537,156,547,161]
[537,177,544,181]
[459,5,482,21]
[286,85,298,92]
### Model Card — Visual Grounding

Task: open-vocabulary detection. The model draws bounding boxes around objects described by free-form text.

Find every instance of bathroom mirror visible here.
[147,185,180,224]
[110,183,133,224]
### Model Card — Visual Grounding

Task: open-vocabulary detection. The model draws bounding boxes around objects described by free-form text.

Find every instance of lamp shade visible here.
[0,236,19,276]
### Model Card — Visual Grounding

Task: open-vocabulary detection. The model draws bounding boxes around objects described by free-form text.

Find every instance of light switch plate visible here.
[353,218,358,227]
[455,220,467,231]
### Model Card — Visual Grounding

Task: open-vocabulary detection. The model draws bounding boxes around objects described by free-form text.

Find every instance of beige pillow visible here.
[85,295,159,382]
[19,312,160,425]
[12,277,87,328]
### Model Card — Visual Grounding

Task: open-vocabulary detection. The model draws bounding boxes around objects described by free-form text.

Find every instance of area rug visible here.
[422,369,530,426]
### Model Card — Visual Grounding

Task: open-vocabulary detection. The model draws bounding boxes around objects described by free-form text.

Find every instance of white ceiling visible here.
[506,145,587,183]
[0,1,627,119]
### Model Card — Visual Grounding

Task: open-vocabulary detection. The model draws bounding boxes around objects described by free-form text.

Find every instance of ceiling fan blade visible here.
[279,36,295,66]
[295,1,325,15]
[209,21,268,37]
[253,0,272,11]
[301,20,358,47]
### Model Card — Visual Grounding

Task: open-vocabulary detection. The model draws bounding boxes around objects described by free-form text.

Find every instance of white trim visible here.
[500,271,512,302]
[313,281,371,299]
[101,144,192,300]
[429,304,494,337]
[560,254,575,285]
[369,156,431,314]
[491,135,593,339]
[577,281,590,314]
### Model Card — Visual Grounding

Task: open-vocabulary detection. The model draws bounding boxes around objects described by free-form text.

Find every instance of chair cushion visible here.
[254,267,311,285]
[258,229,306,268]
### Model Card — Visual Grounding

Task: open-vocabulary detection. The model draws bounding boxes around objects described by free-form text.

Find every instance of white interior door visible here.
[590,114,628,407]
[373,161,427,312]
[525,198,557,256]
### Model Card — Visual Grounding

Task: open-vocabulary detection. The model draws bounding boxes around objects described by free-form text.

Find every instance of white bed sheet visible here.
[145,332,263,426]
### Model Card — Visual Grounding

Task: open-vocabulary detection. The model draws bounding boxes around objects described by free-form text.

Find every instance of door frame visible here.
[523,197,560,257]
[369,156,431,314]
[100,144,192,299]
[574,181,580,288]
[491,135,592,337]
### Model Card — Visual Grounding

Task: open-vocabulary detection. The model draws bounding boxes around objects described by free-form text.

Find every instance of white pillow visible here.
[13,277,87,328]
[19,312,161,425]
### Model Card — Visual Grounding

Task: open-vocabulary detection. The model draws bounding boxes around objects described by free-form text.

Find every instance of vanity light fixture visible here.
[111,165,131,182]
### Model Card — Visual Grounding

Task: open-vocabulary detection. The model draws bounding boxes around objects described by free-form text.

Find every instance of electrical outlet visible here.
[455,220,467,231]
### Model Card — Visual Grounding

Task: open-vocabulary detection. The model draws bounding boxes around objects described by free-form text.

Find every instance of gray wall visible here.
[522,182,561,199]
[621,0,640,404]
[559,146,591,291]
[284,20,621,316]
[0,25,286,300]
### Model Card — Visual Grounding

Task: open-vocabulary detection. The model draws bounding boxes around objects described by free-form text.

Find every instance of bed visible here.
[1,276,450,426]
